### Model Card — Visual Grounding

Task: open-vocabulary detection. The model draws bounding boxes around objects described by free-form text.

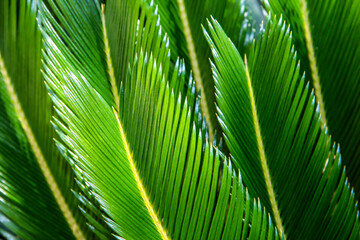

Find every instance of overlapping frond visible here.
[0,0,91,238]
[39,0,280,239]
[143,0,258,139]
[205,16,360,239]
[264,0,360,198]
[105,0,175,108]
[0,69,75,239]
[104,0,139,101]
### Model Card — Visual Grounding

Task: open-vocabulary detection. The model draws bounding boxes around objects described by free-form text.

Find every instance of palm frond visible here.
[141,0,257,140]
[105,0,175,109]
[0,0,92,238]
[204,15,360,239]
[0,68,75,239]
[103,0,139,105]
[264,0,360,199]
[39,0,280,239]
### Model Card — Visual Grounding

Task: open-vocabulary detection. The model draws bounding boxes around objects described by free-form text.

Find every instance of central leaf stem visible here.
[102,5,169,238]
[0,55,85,240]
[245,56,286,238]
[300,0,327,127]
[177,0,214,141]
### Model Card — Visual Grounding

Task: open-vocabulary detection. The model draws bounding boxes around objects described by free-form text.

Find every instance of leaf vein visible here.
[244,55,285,238]
[176,0,214,140]
[0,54,86,240]
[113,108,169,240]
[300,0,327,127]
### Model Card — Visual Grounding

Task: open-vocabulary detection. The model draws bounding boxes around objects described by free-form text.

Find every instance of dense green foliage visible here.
[264,0,360,201]
[0,0,359,239]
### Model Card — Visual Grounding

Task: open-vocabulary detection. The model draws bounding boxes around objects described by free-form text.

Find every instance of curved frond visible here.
[0,72,76,239]
[205,16,360,239]
[0,0,92,238]
[264,0,360,198]
[103,0,139,104]
[141,0,257,140]
[39,0,280,239]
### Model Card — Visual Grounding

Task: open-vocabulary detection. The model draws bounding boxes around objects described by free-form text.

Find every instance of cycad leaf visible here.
[264,0,360,198]
[0,0,91,238]
[104,0,138,99]
[0,70,74,239]
[145,0,256,140]
[105,0,173,111]
[40,0,280,239]
[205,16,360,239]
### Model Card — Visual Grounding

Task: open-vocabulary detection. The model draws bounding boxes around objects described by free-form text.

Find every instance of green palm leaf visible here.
[0,0,92,238]
[39,0,280,239]
[264,0,360,199]
[143,0,258,140]
[0,69,75,239]
[204,15,360,239]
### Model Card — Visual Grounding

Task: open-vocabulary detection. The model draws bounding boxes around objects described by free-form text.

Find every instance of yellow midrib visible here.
[176,0,214,141]
[101,5,120,110]
[0,55,85,240]
[300,0,327,128]
[102,5,169,239]
[244,56,286,238]
[113,109,169,239]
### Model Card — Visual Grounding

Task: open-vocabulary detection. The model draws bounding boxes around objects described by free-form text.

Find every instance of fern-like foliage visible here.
[0,0,359,239]
[0,0,92,238]
[142,0,258,139]
[38,0,279,239]
[0,72,75,239]
[264,0,360,199]
[204,15,360,239]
